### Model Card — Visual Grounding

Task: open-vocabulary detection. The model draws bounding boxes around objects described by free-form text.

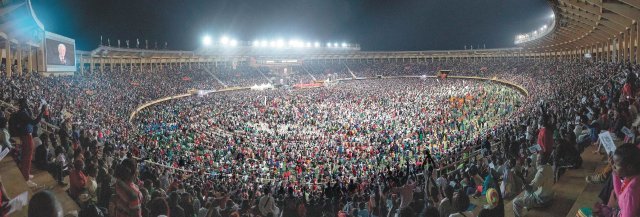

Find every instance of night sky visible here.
[30,0,552,51]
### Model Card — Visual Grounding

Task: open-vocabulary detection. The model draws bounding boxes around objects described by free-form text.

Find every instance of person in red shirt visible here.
[537,119,554,158]
[69,159,87,200]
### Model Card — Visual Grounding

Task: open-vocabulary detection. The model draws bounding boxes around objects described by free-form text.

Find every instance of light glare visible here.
[202,36,212,46]
[220,36,230,45]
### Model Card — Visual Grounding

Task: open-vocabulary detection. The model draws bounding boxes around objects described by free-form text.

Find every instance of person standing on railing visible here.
[9,98,45,186]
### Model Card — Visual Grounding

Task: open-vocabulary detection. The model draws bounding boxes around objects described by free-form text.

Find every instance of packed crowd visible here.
[0,58,638,217]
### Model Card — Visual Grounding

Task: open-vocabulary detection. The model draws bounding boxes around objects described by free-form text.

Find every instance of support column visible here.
[632,23,637,64]
[607,40,611,62]
[80,56,84,75]
[618,36,623,63]
[623,33,628,63]
[5,40,11,78]
[90,58,94,73]
[16,43,22,77]
[627,28,632,63]
[637,22,640,64]
[27,46,33,76]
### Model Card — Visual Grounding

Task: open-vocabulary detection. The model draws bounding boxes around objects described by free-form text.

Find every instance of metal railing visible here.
[0,100,60,134]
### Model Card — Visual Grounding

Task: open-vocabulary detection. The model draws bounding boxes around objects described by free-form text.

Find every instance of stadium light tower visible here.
[314,42,320,48]
[341,42,347,48]
[202,35,212,46]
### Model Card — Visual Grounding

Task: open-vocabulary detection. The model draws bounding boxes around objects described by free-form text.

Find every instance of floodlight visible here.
[314,42,320,47]
[230,39,238,46]
[333,43,338,47]
[341,42,347,47]
[550,13,555,18]
[202,35,212,46]
[276,39,284,48]
[261,40,268,47]
[543,25,548,29]
[270,41,277,47]
[327,42,332,47]
[253,40,260,46]
[220,36,230,45]
[306,42,311,47]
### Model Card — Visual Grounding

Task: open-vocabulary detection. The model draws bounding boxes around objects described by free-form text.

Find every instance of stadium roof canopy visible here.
[0,0,44,47]
[520,0,640,53]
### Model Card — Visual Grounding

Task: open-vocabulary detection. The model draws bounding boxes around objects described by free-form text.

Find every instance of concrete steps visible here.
[0,156,79,217]
[468,145,606,217]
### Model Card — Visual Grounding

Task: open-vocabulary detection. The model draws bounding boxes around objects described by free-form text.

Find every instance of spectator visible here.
[149,197,170,217]
[448,191,472,217]
[438,185,454,217]
[34,133,51,170]
[477,187,504,217]
[168,192,185,217]
[10,98,45,184]
[512,154,554,217]
[258,187,277,217]
[69,159,87,200]
[611,143,640,217]
[28,190,63,217]
[112,158,143,217]
[0,113,11,149]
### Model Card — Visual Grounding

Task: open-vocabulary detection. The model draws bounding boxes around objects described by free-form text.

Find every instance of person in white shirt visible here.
[0,116,12,149]
[391,178,416,210]
[512,154,554,217]
[51,146,67,185]
[259,187,277,217]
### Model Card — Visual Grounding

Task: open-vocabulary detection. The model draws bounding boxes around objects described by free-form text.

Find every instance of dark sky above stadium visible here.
[31,0,552,51]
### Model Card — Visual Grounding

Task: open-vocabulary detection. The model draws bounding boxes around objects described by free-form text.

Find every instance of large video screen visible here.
[45,32,76,72]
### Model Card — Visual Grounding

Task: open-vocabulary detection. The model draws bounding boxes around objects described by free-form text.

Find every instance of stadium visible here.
[0,0,639,217]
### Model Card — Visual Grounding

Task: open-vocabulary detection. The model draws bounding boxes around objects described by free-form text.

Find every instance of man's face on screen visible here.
[58,44,66,59]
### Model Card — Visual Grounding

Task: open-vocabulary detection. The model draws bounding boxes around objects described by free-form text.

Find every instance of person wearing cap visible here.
[512,153,554,217]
